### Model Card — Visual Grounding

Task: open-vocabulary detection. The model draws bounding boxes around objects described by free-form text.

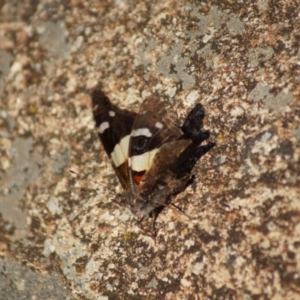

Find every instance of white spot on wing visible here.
[93,104,99,111]
[155,122,163,129]
[132,128,152,137]
[98,122,109,134]
[109,111,115,117]
[111,135,130,167]
[131,149,158,172]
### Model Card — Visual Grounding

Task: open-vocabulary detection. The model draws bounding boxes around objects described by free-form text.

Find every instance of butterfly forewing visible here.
[92,90,136,189]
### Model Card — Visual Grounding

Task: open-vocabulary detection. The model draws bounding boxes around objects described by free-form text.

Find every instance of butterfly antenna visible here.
[169,202,192,220]
[69,169,105,187]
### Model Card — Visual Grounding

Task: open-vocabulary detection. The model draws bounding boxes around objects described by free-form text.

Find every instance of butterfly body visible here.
[92,89,214,219]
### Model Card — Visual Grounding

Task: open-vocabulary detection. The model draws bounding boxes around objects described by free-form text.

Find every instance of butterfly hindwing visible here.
[129,97,192,194]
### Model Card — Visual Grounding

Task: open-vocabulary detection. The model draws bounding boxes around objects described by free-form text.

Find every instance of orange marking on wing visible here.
[133,174,143,185]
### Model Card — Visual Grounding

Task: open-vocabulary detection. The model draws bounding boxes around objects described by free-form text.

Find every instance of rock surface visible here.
[0,0,299,299]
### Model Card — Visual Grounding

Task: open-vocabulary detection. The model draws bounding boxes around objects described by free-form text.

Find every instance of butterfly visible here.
[91,89,215,225]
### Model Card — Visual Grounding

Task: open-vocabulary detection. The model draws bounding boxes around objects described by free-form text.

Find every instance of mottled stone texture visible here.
[0,0,299,299]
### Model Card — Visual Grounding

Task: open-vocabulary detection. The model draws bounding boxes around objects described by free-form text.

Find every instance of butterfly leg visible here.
[136,217,158,240]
